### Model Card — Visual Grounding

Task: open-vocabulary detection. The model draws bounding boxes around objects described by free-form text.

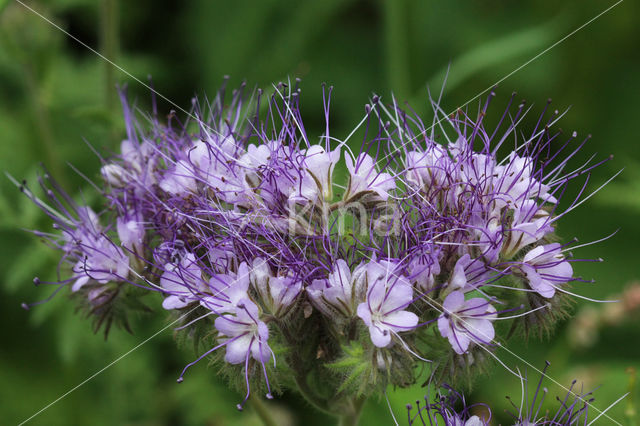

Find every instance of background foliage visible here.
[0,0,638,424]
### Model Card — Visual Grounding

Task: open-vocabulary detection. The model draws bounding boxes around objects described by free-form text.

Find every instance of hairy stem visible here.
[249,395,279,426]
[100,0,119,144]
[383,0,411,100]
[294,372,334,415]
[337,396,366,426]
[0,28,68,187]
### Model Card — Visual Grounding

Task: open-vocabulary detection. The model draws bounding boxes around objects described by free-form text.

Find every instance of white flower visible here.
[437,291,496,354]
[214,299,272,364]
[356,262,418,348]
[345,153,396,201]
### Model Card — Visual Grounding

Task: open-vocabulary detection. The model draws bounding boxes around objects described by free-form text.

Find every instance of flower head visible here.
[18,81,611,415]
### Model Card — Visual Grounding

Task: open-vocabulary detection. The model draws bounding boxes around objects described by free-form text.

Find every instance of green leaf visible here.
[410,15,563,114]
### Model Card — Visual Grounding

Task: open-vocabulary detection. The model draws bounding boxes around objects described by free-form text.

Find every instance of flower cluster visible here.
[406,363,598,426]
[20,80,607,414]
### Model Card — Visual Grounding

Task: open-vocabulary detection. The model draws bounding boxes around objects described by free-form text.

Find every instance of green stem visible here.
[100,0,119,143]
[249,395,278,426]
[0,28,68,187]
[337,396,366,426]
[383,0,411,100]
[626,367,637,426]
[294,373,334,415]
[23,64,66,184]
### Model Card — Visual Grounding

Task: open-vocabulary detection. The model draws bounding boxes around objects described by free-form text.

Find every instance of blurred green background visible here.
[1,0,639,424]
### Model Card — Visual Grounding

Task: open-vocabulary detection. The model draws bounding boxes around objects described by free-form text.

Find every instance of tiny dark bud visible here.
[236,404,243,411]
[176,377,184,383]
[33,277,40,286]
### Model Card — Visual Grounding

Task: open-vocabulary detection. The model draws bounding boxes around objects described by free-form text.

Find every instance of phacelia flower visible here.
[437,291,497,354]
[345,153,396,201]
[159,252,205,310]
[519,243,574,298]
[356,262,419,348]
[18,80,613,418]
[308,259,367,318]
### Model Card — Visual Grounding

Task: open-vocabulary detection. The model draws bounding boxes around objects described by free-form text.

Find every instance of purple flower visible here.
[101,139,157,190]
[407,383,491,426]
[308,259,367,318]
[494,153,557,207]
[214,298,272,365]
[407,249,441,293]
[200,262,251,314]
[19,81,611,415]
[448,254,472,292]
[345,153,396,201]
[405,145,449,190]
[356,262,418,348]
[56,206,131,292]
[519,243,573,298]
[71,235,130,291]
[437,291,497,354]
[250,258,302,317]
[501,199,553,258]
[116,214,144,253]
[290,145,341,203]
[159,159,199,195]
[159,252,205,310]
[407,363,599,426]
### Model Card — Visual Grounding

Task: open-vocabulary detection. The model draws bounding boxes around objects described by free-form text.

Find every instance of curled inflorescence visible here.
[20,79,609,412]
[406,363,597,425]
